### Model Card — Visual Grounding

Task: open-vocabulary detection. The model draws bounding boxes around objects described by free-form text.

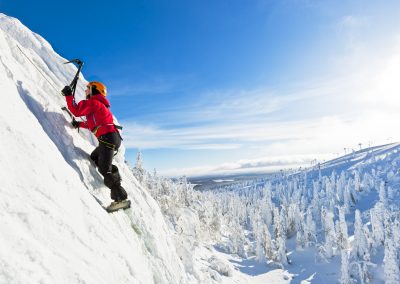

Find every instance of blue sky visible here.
[3,1,400,176]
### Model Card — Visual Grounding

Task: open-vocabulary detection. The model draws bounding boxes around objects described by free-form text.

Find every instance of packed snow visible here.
[1,13,400,284]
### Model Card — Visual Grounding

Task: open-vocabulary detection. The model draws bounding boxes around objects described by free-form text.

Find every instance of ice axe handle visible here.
[61,106,73,119]
[64,59,84,93]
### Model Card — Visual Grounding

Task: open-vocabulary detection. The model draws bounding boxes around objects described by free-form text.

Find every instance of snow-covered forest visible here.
[134,143,400,283]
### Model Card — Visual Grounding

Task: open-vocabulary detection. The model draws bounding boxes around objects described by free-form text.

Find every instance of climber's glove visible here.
[71,118,80,129]
[61,85,73,96]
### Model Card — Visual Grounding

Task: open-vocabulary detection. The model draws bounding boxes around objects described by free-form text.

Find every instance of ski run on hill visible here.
[1,13,400,284]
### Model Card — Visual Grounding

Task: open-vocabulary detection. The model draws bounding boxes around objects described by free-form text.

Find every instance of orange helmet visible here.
[87,81,107,96]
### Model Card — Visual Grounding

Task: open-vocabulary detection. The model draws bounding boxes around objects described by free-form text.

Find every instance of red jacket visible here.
[66,95,117,137]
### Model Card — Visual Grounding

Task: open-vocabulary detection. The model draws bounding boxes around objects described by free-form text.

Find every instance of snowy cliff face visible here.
[0,14,191,284]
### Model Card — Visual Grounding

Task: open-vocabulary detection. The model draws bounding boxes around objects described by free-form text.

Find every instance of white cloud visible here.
[159,154,330,177]
[121,41,400,154]
[120,83,334,150]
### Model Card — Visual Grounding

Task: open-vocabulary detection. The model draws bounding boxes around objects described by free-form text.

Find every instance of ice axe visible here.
[61,106,80,132]
[61,106,73,120]
[62,59,84,130]
[64,58,84,97]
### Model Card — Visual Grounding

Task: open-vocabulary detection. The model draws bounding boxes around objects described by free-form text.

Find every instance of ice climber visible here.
[61,82,128,203]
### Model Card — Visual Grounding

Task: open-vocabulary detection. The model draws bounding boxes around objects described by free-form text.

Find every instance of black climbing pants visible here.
[90,132,127,201]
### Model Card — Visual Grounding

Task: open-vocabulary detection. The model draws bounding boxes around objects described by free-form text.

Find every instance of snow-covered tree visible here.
[370,204,385,247]
[270,208,288,265]
[349,260,373,284]
[310,181,321,218]
[133,151,146,184]
[352,210,370,261]
[383,235,400,284]
[296,223,306,250]
[393,218,400,247]
[378,181,386,206]
[354,170,361,192]
[322,208,336,258]
[336,207,349,251]
[209,203,222,239]
[263,225,275,260]
[286,203,300,237]
[343,180,356,213]
[276,233,288,265]
[273,207,281,240]
[304,208,317,247]
[340,250,352,284]
[255,226,266,263]
[361,172,374,193]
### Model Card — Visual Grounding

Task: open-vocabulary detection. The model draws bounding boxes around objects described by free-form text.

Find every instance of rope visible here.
[15,44,60,92]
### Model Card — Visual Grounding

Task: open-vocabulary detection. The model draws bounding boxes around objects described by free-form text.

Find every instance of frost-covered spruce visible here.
[336,171,347,204]
[340,250,352,284]
[354,170,361,192]
[286,203,300,237]
[325,179,335,212]
[352,210,370,261]
[296,223,306,250]
[378,181,386,205]
[276,233,288,265]
[273,207,281,240]
[322,207,336,258]
[255,229,266,263]
[310,180,321,218]
[370,203,385,247]
[133,151,146,184]
[304,208,317,247]
[336,207,349,251]
[229,220,247,258]
[343,179,354,213]
[276,209,289,265]
[383,235,400,284]
[263,225,275,261]
[392,218,400,247]
[361,172,374,193]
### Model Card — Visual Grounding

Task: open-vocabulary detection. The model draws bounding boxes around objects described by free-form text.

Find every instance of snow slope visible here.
[0,13,191,284]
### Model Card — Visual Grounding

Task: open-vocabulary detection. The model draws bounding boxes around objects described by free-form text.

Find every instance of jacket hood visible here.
[90,94,110,108]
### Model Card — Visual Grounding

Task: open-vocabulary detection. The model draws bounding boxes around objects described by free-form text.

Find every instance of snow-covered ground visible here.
[1,13,399,284]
